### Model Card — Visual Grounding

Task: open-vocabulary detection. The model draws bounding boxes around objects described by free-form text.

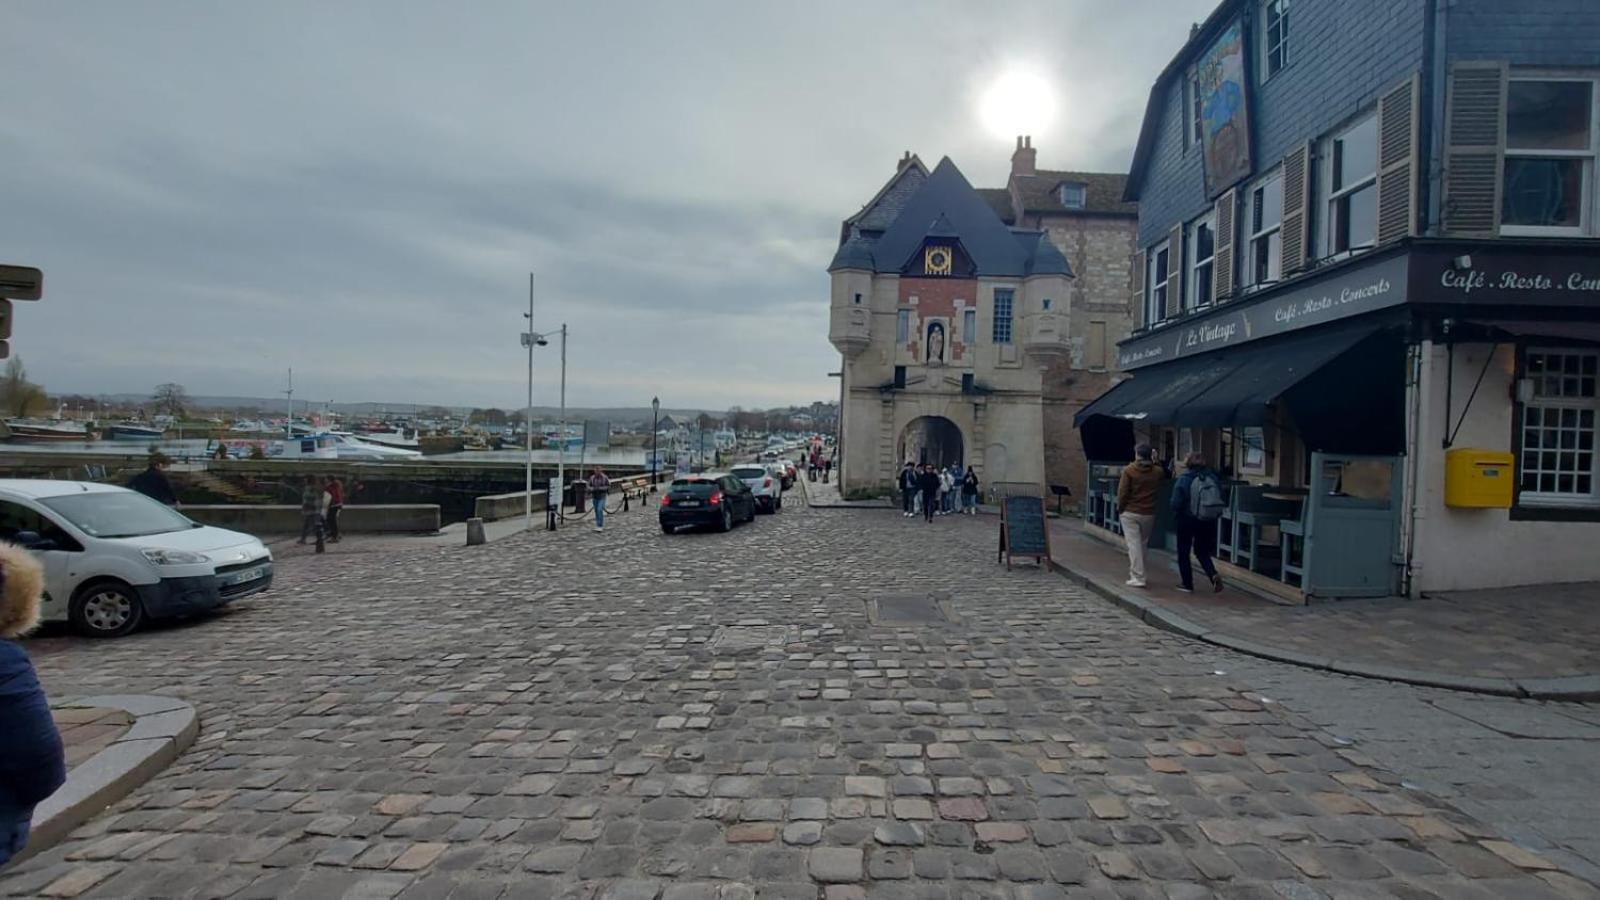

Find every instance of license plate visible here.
[677,500,701,507]
[218,566,267,587]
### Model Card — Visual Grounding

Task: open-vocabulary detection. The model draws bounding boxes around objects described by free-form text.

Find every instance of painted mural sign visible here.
[1196,20,1253,199]
[1117,254,1410,369]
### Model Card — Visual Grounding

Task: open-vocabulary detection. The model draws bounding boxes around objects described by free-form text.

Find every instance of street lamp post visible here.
[650,396,660,490]
[556,324,567,524]
[521,274,549,532]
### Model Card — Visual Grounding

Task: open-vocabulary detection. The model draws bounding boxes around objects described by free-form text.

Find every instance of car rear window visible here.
[731,467,766,479]
[670,479,718,497]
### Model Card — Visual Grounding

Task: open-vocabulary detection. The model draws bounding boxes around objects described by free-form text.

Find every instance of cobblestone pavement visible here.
[3,498,1597,898]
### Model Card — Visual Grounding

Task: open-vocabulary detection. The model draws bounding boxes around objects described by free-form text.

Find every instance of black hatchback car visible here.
[659,473,757,533]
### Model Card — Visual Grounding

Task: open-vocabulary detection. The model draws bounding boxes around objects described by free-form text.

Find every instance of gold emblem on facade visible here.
[924,246,953,276]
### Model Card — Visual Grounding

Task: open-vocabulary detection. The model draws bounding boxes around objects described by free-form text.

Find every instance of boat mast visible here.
[284,368,294,439]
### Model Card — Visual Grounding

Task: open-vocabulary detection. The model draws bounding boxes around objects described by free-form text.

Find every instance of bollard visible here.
[465,517,487,546]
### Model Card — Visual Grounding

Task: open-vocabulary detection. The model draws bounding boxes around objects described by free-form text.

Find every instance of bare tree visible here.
[0,358,48,417]
[151,383,190,418]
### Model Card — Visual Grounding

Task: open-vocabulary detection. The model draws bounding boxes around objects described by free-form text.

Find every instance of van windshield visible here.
[41,492,197,539]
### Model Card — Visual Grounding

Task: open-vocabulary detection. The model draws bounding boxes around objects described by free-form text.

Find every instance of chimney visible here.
[899,150,913,170]
[1011,135,1037,178]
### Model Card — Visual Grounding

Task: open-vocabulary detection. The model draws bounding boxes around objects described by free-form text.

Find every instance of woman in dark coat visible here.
[0,542,65,867]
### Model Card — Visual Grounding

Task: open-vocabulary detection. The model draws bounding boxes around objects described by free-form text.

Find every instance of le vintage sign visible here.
[1117,254,1409,370]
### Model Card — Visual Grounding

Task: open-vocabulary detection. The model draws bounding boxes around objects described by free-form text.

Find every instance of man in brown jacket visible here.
[1116,444,1166,587]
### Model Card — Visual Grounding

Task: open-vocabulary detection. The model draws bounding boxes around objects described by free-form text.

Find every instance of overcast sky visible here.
[1,0,1214,412]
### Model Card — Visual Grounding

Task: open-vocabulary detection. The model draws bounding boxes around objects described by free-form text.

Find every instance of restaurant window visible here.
[1322,112,1378,257]
[1145,240,1171,327]
[992,289,1014,344]
[1245,170,1284,289]
[896,309,910,344]
[962,309,976,344]
[1262,0,1290,80]
[1520,349,1599,504]
[1502,77,1596,236]
[1187,213,1215,310]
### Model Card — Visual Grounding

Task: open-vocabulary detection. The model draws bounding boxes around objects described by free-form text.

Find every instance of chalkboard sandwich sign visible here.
[998,495,1052,571]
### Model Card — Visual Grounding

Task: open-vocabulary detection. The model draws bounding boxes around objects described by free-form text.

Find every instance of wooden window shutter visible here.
[1164,224,1182,318]
[1213,189,1237,302]
[1280,142,1313,275]
[1130,249,1146,326]
[1377,75,1421,244]
[1442,61,1507,237]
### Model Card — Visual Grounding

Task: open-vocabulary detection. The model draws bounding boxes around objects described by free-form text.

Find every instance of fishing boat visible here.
[354,427,420,450]
[327,432,423,460]
[3,419,92,442]
[104,422,166,441]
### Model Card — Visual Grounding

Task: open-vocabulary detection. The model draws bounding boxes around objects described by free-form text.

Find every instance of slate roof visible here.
[1014,170,1138,216]
[830,157,1079,278]
[841,156,929,243]
[977,188,1016,224]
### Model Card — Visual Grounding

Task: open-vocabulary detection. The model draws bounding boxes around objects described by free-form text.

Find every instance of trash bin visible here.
[572,479,588,514]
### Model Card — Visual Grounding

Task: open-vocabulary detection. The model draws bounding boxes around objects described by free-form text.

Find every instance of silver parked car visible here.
[730,464,783,513]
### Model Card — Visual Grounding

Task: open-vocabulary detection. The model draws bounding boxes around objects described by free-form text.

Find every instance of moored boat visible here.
[3,419,92,442]
[105,422,166,440]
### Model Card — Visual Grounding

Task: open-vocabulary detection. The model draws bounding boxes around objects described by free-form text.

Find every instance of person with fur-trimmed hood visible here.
[0,542,65,867]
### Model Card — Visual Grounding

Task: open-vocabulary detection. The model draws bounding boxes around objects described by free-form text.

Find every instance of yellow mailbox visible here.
[1445,448,1515,508]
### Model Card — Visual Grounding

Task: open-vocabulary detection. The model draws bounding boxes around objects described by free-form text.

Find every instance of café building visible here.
[1074,0,1600,599]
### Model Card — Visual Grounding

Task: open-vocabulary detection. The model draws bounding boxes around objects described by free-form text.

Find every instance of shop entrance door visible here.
[1301,452,1403,599]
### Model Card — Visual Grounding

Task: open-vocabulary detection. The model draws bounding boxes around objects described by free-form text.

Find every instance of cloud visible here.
[0,0,1214,410]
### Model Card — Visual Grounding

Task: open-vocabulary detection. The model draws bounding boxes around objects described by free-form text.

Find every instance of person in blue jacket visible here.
[1168,452,1226,594]
[0,542,66,868]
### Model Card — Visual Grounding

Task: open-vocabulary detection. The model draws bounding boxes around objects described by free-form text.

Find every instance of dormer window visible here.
[1059,182,1088,209]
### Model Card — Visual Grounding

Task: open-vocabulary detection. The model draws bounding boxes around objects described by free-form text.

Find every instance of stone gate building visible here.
[827,144,1138,499]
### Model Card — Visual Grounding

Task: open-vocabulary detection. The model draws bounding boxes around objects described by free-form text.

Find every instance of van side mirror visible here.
[14,530,56,551]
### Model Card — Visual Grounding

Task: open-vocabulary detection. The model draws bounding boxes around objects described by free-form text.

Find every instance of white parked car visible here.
[730,464,783,513]
[0,480,273,638]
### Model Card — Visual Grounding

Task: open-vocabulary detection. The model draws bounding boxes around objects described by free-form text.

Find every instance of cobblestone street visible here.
[3,495,1596,899]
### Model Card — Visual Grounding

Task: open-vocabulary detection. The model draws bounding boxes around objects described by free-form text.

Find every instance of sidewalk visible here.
[1049,517,1600,701]
[798,474,895,509]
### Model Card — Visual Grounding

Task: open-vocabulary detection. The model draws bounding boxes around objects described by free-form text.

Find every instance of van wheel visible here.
[70,580,145,638]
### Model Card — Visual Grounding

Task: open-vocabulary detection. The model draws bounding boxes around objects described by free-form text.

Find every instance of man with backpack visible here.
[1169,452,1225,593]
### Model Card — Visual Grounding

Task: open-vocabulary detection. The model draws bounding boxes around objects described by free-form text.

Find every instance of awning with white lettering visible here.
[1075,319,1393,428]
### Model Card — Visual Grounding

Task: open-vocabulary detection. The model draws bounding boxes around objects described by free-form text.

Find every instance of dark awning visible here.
[1075,319,1392,429]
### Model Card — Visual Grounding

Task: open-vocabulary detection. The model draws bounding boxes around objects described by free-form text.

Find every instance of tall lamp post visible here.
[650,396,660,489]
[521,274,550,532]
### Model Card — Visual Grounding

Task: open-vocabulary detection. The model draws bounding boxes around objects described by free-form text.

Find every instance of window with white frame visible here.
[1145,241,1171,326]
[1245,170,1284,289]
[1059,182,1087,209]
[896,308,910,345]
[962,309,976,344]
[1187,214,1215,310]
[1520,349,1599,503]
[1323,112,1378,257]
[1186,78,1203,148]
[992,289,1014,344]
[1502,76,1596,236]
[1262,0,1290,79]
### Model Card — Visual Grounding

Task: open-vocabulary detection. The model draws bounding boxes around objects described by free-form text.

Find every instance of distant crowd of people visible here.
[804,448,834,483]
[899,461,979,523]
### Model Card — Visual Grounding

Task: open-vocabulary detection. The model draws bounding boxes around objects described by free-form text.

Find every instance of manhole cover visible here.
[869,592,955,625]
[711,624,797,651]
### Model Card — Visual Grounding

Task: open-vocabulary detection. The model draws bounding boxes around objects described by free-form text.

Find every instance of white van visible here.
[0,480,273,638]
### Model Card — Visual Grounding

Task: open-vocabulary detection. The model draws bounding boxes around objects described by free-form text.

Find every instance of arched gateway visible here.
[899,416,964,468]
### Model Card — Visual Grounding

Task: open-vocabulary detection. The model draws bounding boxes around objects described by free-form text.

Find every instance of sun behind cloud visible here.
[978,68,1057,142]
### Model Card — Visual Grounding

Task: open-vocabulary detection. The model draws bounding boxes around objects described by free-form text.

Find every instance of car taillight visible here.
[708,491,723,506]
[660,494,671,506]
[763,478,772,487]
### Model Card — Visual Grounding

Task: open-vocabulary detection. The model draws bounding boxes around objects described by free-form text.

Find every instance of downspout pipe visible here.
[1422,0,1449,236]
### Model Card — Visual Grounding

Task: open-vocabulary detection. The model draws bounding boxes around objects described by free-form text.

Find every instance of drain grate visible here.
[869,592,955,625]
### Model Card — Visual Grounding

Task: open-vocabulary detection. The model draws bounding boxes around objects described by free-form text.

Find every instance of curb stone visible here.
[1049,557,1600,702]
[16,695,199,865]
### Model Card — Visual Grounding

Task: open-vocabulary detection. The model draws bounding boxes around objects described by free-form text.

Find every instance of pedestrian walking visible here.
[127,452,177,505]
[1116,444,1166,588]
[297,475,327,552]
[0,541,68,869]
[918,463,941,523]
[1169,452,1226,593]
[587,466,611,532]
[961,466,980,514]
[938,466,954,515]
[900,462,917,517]
[324,475,346,543]
[823,456,832,483]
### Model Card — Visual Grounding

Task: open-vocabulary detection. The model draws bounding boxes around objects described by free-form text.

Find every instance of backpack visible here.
[1187,472,1227,521]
